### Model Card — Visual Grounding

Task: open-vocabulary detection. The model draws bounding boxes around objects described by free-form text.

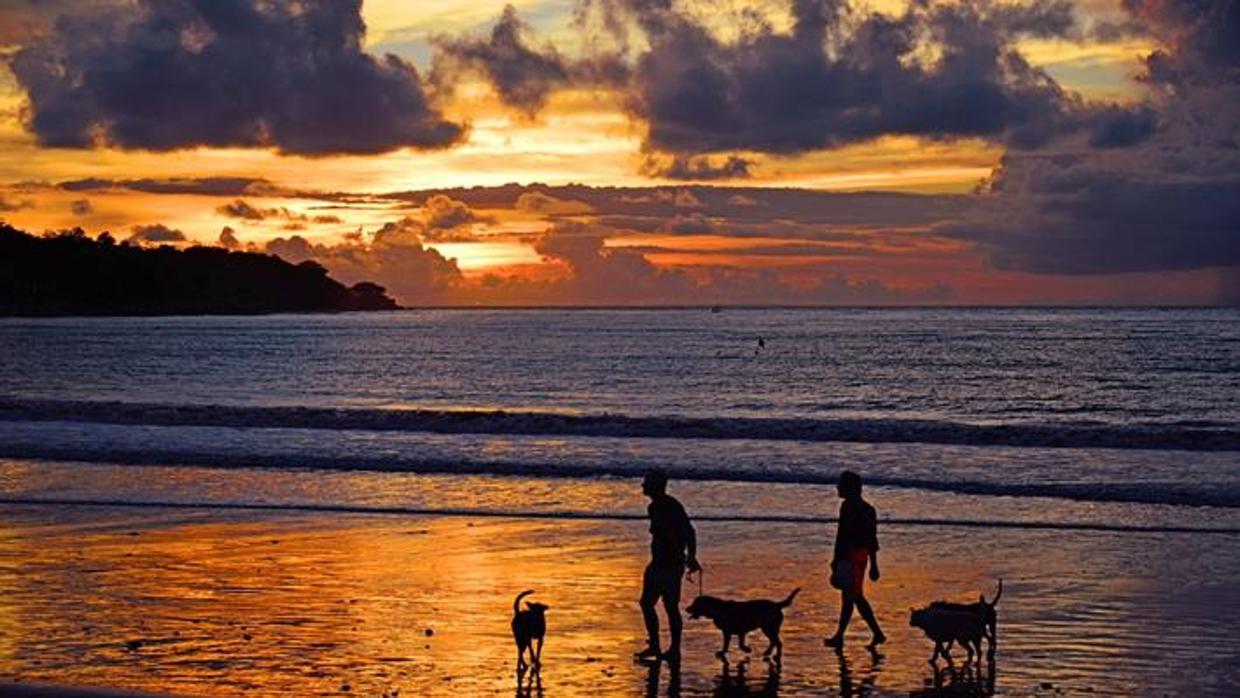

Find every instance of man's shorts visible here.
[642,562,685,602]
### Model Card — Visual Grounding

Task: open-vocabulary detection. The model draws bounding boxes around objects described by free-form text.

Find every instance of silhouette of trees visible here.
[0,222,398,316]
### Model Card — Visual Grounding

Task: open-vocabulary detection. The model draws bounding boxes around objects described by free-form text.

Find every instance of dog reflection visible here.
[515,661,544,698]
[712,658,780,697]
[910,655,997,697]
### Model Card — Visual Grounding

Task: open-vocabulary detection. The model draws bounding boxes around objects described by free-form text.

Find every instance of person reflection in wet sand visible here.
[636,469,702,661]
[825,471,886,650]
[644,653,682,698]
[836,645,883,697]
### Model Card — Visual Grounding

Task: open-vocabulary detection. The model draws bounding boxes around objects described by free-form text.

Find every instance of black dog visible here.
[910,606,985,666]
[928,580,1002,657]
[511,589,548,671]
[687,588,800,662]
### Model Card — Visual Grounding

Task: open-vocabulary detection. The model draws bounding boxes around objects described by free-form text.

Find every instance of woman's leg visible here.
[825,592,855,647]
[854,594,886,645]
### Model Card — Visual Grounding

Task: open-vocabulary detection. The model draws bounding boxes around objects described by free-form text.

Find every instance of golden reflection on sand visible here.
[0,506,1234,696]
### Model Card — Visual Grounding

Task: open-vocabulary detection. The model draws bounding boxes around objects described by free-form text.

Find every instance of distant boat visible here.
[710,305,722,313]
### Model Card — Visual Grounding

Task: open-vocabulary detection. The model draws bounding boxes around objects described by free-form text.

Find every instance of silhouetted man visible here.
[824,470,886,649]
[636,469,701,661]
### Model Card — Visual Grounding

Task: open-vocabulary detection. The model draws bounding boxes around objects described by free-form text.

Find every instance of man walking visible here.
[635,469,701,661]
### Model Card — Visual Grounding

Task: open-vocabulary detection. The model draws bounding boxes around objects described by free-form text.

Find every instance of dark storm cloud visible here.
[942,156,1240,274]
[623,0,1120,153]
[432,4,627,115]
[1087,104,1158,148]
[126,223,187,245]
[433,5,570,115]
[454,0,1149,156]
[8,0,463,155]
[939,0,1240,284]
[1126,0,1240,85]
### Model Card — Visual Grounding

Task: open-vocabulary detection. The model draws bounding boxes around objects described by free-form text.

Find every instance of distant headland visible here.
[0,223,398,316]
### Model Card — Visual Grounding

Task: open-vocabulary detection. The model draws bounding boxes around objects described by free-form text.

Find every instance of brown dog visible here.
[686,588,799,662]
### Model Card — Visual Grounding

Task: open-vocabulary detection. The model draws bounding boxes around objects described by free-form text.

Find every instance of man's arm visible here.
[681,506,701,573]
[868,509,880,580]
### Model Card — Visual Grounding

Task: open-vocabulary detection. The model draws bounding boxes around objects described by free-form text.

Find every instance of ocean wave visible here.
[2,496,1238,533]
[1,441,1238,508]
[1,397,1237,451]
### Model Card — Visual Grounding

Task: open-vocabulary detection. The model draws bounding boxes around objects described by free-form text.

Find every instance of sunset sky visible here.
[1,0,1236,305]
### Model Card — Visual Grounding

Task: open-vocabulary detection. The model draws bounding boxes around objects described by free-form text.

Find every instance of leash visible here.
[689,566,704,597]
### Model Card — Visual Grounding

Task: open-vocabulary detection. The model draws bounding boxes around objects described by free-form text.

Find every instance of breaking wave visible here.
[2,398,1237,451]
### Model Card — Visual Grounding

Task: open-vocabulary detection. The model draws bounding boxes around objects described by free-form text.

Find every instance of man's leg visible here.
[638,564,662,656]
[662,565,685,656]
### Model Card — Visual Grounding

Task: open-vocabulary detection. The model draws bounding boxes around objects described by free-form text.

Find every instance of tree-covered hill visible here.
[0,223,398,316]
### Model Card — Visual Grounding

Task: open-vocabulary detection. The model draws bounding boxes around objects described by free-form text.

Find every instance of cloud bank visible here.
[447,0,1152,160]
[9,0,463,155]
[942,0,1240,280]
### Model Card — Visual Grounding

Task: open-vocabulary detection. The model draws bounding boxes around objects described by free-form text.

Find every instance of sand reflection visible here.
[0,505,1236,696]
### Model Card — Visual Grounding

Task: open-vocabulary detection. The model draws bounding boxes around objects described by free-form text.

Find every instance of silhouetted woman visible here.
[824,470,886,649]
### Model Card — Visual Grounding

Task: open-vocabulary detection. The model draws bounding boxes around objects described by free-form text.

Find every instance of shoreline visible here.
[2,496,1238,535]
[1,504,1236,696]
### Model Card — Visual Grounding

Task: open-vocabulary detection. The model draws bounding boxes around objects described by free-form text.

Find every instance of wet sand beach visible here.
[1,481,1237,697]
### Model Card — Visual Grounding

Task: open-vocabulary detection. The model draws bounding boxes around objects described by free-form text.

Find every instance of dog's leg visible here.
[517,643,526,672]
[716,632,731,660]
[765,628,782,663]
[738,633,751,653]
[534,637,544,667]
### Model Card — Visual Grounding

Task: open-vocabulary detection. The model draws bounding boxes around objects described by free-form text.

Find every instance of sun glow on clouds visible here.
[0,0,1234,306]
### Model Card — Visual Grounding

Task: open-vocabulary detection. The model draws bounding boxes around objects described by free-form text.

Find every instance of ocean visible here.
[1,308,1239,696]
[1,308,1238,517]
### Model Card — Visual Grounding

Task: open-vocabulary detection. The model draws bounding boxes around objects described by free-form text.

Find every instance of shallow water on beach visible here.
[1,308,1238,695]
[0,474,1238,697]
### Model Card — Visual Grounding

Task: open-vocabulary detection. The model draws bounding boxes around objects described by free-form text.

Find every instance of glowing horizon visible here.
[0,0,1235,306]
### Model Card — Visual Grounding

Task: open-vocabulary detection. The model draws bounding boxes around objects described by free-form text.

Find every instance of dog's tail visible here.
[984,579,1003,608]
[778,587,801,608]
[514,589,535,613]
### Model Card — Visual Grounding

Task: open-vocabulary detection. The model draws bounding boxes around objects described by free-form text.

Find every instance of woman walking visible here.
[824,470,886,649]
